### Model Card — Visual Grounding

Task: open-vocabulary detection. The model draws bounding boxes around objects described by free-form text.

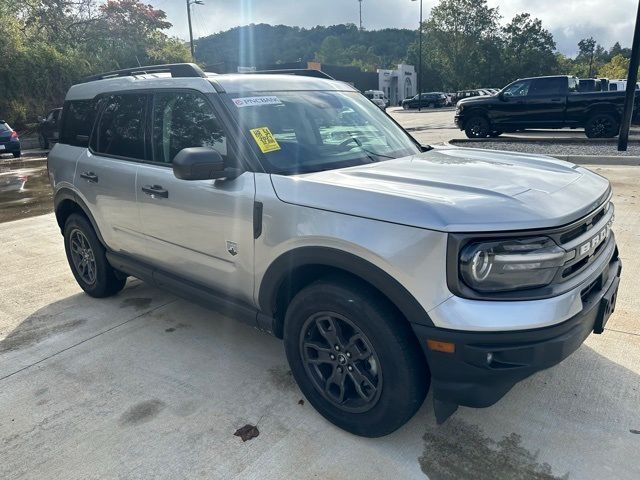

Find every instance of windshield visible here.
[0,122,11,132]
[228,90,419,174]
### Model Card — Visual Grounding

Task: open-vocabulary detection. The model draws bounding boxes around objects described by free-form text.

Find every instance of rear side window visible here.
[530,78,565,96]
[60,100,99,147]
[95,94,147,159]
[151,91,226,164]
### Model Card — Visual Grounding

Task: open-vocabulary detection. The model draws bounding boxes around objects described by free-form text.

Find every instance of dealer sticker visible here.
[233,96,282,108]
[250,127,281,153]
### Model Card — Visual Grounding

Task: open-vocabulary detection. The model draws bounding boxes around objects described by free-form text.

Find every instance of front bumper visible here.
[454,114,464,129]
[412,253,621,421]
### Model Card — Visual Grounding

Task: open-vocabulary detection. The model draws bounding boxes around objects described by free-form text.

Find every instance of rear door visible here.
[524,77,567,127]
[135,90,255,304]
[75,93,146,254]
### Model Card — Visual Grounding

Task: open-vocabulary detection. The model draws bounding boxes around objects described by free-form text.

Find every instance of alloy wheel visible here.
[69,229,97,285]
[299,312,383,413]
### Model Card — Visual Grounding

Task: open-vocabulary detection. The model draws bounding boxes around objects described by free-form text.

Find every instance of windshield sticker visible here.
[233,96,282,108]
[250,127,281,153]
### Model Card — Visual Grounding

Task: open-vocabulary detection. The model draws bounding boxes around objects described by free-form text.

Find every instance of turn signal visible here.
[427,339,455,353]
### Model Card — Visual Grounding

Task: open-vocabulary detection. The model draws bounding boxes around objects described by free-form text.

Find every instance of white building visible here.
[378,64,417,106]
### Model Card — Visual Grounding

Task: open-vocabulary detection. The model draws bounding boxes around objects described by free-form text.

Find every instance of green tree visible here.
[416,0,502,91]
[315,36,345,64]
[501,13,558,81]
[599,54,631,79]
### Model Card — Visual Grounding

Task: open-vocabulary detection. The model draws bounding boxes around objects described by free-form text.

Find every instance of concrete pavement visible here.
[1,165,639,479]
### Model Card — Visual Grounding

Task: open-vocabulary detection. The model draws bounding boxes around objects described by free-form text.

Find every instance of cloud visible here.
[150,0,637,56]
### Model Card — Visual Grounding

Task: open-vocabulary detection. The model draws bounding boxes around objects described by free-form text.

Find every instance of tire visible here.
[464,115,491,138]
[283,276,429,437]
[63,213,126,298]
[585,113,619,138]
[402,103,409,110]
[39,133,49,150]
[12,151,21,158]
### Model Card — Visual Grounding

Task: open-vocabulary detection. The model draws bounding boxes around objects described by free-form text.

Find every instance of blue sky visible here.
[148,0,637,56]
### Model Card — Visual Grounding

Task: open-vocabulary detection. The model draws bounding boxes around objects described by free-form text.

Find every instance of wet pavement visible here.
[0,156,52,223]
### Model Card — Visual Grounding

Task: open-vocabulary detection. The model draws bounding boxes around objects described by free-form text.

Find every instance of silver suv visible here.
[49,64,621,437]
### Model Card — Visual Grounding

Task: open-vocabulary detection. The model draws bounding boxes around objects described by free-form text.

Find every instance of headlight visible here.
[455,104,463,114]
[459,237,567,292]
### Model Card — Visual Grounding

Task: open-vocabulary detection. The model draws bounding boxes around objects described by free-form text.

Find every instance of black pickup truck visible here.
[455,75,637,138]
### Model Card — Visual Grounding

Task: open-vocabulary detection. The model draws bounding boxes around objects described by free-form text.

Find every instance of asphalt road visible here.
[1,116,640,479]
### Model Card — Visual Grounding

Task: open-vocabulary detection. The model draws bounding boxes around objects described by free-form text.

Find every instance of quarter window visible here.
[530,78,565,96]
[60,100,100,147]
[152,92,226,164]
[95,94,147,159]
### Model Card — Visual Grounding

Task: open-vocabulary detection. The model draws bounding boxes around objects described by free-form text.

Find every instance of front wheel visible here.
[283,277,429,437]
[402,103,409,110]
[39,133,49,150]
[585,113,618,138]
[464,115,491,138]
[64,214,126,298]
[12,151,21,158]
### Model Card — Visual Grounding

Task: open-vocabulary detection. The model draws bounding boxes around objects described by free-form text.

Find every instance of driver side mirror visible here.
[172,147,242,181]
[498,92,507,101]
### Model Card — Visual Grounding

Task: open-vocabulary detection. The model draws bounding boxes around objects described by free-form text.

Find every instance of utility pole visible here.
[618,0,640,151]
[358,0,363,31]
[186,0,204,60]
[411,0,423,111]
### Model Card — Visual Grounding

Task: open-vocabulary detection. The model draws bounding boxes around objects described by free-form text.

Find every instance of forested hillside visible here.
[194,24,415,72]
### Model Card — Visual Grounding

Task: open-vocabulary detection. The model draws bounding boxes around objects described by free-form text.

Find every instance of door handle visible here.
[80,171,98,183]
[141,184,169,198]
[550,98,563,102]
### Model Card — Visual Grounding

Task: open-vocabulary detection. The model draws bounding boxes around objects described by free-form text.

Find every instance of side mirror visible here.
[498,92,507,101]
[172,147,241,181]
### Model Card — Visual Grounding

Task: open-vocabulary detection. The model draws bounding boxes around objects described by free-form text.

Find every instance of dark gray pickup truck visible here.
[455,75,637,138]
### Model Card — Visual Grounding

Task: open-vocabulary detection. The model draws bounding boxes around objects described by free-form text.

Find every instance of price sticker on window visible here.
[250,127,281,153]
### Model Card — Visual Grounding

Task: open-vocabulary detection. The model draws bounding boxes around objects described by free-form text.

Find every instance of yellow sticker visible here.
[250,127,281,153]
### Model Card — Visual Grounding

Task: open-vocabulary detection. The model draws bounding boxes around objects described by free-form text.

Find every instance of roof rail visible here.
[246,69,335,80]
[83,63,207,83]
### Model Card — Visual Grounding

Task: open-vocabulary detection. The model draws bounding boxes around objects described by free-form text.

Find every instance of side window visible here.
[95,94,147,160]
[152,91,226,164]
[503,80,531,97]
[610,83,618,91]
[530,78,564,96]
[60,100,100,148]
[568,77,580,93]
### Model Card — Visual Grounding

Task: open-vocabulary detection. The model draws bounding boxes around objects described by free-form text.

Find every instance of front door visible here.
[135,90,255,304]
[492,79,532,129]
[523,77,567,127]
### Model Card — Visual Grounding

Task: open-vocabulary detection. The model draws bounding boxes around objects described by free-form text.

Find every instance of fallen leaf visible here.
[298,399,304,405]
[234,424,259,442]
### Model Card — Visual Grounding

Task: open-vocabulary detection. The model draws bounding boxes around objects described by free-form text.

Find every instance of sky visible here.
[148,0,638,57]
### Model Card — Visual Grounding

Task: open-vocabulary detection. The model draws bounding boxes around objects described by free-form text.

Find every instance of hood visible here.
[270,146,610,232]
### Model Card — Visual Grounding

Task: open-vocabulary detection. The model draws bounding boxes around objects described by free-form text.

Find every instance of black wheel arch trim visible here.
[258,246,435,330]
[54,188,106,245]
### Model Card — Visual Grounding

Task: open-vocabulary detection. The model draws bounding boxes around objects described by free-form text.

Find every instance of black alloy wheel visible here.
[299,312,382,413]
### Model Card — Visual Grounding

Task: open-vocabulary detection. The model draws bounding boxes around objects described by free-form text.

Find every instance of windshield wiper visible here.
[344,135,395,161]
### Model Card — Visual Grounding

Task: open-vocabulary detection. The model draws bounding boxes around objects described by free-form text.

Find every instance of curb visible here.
[448,137,640,145]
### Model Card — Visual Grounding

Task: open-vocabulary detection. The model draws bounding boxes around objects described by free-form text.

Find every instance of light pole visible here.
[411,0,423,111]
[358,0,363,31]
[186,0,204,60]
[618,0,640,151]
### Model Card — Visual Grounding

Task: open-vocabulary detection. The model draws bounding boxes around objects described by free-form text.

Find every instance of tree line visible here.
[0,0,634,129]
[0,0,189,129]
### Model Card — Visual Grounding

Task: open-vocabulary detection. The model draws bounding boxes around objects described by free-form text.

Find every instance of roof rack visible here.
[246,69,335,80]
[83,63,207,83]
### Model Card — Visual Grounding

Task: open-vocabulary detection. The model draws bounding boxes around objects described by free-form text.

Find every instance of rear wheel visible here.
[283,277,429,437]
[585,113,618,138]
[12,151,21,158]
[63,214,126,298]
[465,115,491,138]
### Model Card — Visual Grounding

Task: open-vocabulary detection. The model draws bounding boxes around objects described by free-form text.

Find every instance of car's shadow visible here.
[0,282,638,479]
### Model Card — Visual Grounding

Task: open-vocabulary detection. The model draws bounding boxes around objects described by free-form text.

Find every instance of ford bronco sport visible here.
[49,64,621,437]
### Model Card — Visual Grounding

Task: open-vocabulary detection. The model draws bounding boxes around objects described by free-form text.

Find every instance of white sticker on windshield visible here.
[233,96,282,108]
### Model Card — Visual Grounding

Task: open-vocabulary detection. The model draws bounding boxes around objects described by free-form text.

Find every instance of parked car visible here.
[579,78,603,92]
[455,75,639,138]
[453,90,483,103]
[0,120,21,158]
[38,107,62,149]
[607,79,640,91]
[402,92,447,109]
[363,90,387,111]
[49,63,621,437]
